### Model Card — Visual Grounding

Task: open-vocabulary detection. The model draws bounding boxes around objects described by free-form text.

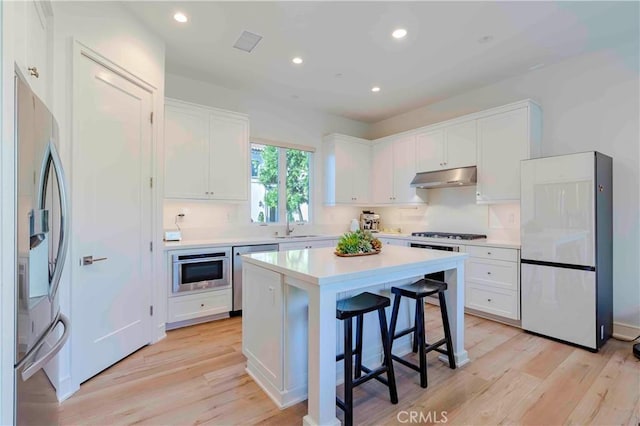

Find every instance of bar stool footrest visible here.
[392,326,416,340]
[391,354,421,373]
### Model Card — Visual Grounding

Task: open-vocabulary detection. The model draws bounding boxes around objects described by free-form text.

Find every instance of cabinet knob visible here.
[28,67,39,78]
[476,192,480,196]
[200,303,204,307]
[487,298,492,302]
[487,252,492,255]
[487,271,492,275]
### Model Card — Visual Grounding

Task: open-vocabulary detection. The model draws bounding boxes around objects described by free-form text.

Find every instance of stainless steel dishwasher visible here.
[232,244,279,314]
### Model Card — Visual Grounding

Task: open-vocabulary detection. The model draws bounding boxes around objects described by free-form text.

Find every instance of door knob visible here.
[81,256,108,266]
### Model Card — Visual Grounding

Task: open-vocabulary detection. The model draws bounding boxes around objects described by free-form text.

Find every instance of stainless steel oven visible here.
[172,248,231,295]
[409,242,460,282]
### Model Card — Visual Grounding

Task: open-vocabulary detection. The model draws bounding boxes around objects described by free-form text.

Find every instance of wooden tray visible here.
[334,250,381,257]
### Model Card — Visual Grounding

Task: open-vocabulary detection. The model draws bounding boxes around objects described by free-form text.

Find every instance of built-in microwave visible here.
[171,248,231,295]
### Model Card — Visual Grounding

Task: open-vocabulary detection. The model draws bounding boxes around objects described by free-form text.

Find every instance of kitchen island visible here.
[242,245,468,426]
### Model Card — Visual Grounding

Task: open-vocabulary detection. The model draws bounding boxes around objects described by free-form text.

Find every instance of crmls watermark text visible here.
[397,410,448,424]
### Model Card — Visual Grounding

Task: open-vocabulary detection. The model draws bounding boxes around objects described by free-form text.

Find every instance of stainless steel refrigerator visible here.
[14,73,70,424]
[520,151,612,351]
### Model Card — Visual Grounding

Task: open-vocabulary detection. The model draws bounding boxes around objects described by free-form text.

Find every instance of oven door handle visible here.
[174,257,228,265]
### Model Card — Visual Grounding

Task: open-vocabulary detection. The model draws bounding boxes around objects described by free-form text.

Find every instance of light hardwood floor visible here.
[59,306,640,425]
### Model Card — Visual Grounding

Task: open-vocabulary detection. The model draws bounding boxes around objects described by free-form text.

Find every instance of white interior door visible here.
[73,53,153,384]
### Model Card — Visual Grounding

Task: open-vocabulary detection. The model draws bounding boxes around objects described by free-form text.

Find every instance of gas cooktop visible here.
[411,232,487,240]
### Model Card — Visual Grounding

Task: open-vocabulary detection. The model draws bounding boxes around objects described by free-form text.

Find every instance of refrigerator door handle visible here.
[17,312,70,381]
[37,139,70,302]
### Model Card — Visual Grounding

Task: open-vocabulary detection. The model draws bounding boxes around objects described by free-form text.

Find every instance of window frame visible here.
[249,139,314,226]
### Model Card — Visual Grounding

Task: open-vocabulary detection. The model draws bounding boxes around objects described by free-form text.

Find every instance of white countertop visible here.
[242,245,468,286]
[163,233,520,251]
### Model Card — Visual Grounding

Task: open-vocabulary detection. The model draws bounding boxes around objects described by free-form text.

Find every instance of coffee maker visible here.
[360,210,381,232]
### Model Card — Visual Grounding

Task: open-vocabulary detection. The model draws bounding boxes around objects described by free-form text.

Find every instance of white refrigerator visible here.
[520,152,612,351]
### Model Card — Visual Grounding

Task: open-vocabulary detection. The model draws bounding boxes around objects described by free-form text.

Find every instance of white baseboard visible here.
[613,321,640,341]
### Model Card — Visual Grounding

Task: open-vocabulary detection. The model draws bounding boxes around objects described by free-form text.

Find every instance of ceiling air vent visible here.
[233,31,263,53]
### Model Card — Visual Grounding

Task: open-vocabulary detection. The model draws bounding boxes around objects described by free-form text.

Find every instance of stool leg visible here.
[378,308,398,404]
[354,314,363,379]
[438,292,457,369]
[388,294,402,359]
[416,298,428,388]
[343,317,353,426]
[412,303,419,353]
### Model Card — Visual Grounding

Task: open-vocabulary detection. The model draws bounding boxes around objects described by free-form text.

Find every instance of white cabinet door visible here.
[350,143,371,203]
[164,99,249,200]
[324,135,371,205]
[445,120,476,169]
[378,238,407,247]
[476,107,530,203]
[393,135,420,204]
[209,113,249,200]
[416,129,444,172]
[371,140,395,204]
[164,104,209,199]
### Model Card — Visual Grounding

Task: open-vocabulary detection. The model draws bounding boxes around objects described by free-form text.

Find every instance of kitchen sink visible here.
[274,235,320,239]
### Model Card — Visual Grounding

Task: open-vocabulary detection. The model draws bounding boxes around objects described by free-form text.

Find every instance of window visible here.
[251,142,312,224]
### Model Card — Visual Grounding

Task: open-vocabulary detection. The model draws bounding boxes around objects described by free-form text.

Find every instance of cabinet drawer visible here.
[466,285,519,320]
[467,258,518,291]
[168,290,231,323]
[465,245,518,262]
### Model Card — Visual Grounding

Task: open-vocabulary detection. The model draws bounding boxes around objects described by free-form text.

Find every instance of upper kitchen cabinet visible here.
[372,135,426,205]
[323,134,371,205]
[416,120,476,172]
[14,0,53,104]
[164,99,249,201]
[475,101,541,204]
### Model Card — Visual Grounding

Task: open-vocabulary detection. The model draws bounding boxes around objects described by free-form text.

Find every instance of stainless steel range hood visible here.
[410,166,477,189]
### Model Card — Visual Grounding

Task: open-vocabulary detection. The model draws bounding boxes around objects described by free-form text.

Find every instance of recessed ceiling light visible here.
[292,57,303,65]
[173,12,188,23]
[392,28,407,39]
[371,86,381,93]
[477,35,493,44]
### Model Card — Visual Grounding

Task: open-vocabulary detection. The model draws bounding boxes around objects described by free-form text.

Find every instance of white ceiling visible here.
[124,1,639,123]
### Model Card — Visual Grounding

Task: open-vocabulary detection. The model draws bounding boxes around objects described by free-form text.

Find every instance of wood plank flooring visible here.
[59,306,640,425]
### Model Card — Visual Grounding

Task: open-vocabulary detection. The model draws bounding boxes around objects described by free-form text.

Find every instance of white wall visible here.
[369,45,640,329]
[50,0,165,399]
[164,73,370,239]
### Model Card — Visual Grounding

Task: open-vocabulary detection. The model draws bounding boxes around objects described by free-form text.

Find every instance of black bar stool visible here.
[336,292,398,426]
[388,278,456,388]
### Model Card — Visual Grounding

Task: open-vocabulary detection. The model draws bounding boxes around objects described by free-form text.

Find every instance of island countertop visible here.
[242,245,469,286]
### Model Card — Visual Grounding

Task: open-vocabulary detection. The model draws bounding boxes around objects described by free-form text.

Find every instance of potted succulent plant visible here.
[335,229,382,256]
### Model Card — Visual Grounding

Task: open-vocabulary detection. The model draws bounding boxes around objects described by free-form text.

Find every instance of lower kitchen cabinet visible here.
[167,289,232,325]
[464,245,520,321]
[378,237,408,247]
[278,239,337,251]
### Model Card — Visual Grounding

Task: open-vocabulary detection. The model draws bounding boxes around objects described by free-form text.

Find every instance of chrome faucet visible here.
[285,212,294,236]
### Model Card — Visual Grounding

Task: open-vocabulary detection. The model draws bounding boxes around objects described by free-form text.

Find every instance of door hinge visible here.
[150,305,154,316]
[150,177,153,188]
[150,241,153,252]
[150,111,154,124]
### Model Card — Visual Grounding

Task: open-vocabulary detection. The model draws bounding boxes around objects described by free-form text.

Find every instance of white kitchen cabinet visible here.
[167,289,232,326]
[464,245,520,321]
[14,0,52,104]
[416,120,476,172]
[164,99,249,201]
[476,102,541,203]
[378,237,407,247]
[278,239,337,251]
[323,134,371,205]
[372,135,426,205]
